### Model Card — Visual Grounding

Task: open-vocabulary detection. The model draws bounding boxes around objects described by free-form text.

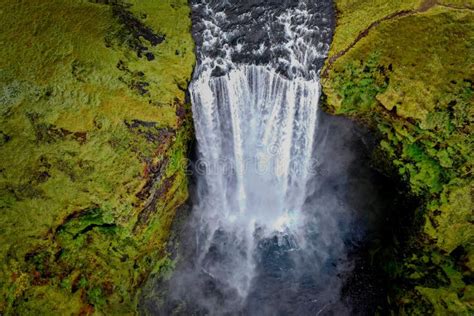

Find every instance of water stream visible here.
[142,1,390,314]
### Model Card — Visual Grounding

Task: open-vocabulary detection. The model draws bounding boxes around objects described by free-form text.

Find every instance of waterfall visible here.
[188,0,333,303]
[139,2,390,314]
[190,65,321,296]
[139,1,381,314]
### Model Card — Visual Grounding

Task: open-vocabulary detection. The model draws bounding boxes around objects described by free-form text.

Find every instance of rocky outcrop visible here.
[323,0,473,313]
[0,0,194,314]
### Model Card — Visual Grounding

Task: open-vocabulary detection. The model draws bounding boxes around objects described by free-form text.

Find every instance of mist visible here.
[140,0,389,315]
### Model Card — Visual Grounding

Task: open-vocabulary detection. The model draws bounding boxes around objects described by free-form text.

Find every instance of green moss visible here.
[414,287,466,315]
[324,0,473,313]
[0,0,194,314]
[331,52,390,114]
[328,0,423,56]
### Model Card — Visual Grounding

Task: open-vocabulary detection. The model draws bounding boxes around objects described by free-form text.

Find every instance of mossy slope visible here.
[0,0,194,314]
[323,0,473,314]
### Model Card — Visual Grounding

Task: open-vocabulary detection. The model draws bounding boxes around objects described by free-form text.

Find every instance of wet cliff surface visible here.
[323,0,473,314]
[0,0,194,314]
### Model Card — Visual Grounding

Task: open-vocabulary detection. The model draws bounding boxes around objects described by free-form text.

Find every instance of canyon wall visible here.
[323,0,473,313]
[0,0,194,314]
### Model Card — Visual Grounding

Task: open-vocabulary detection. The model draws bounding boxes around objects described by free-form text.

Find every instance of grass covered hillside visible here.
[323,0,473,314]
[0,0,194,314]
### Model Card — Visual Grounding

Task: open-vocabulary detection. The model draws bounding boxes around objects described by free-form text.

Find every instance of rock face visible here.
[323,0,473,314]
[0,0,194,314]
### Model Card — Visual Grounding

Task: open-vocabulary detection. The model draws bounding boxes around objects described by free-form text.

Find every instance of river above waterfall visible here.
[142,1,391,314]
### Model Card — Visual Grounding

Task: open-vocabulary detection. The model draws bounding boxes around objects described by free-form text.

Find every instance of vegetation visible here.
[323,0,473,314]
[0,0,194,314]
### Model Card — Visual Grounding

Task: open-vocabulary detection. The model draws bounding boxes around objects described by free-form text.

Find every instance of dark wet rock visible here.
[190,0,335,79]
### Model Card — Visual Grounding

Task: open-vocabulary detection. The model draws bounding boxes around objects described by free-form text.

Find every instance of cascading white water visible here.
[189,0,332,300]
[190,65,321,296]
[192,66,320,228]
[141,3,389,314]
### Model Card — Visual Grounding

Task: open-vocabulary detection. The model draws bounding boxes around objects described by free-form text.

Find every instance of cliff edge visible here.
[323,0,473,313]
[0,0,194,314]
